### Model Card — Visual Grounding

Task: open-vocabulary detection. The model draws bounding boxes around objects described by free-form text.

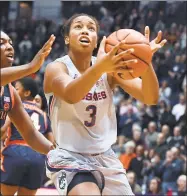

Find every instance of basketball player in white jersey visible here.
[44,13,166,195]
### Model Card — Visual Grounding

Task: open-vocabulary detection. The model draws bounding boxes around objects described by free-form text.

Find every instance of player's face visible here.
[0,31,14,68]
[66,16,98,52]
[34,94,42,109]
[15,81,28,101]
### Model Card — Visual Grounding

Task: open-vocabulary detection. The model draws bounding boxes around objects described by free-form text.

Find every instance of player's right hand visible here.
[95,36,137,74]
[28,34,56,73]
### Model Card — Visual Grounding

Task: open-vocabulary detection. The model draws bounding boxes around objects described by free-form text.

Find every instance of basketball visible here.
[105,29,152,80]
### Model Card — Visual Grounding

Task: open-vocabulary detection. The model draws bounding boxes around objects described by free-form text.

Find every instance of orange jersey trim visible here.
[5,140,29,146]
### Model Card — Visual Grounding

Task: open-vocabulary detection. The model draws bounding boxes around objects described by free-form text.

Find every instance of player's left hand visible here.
[28,34,56,73]
[144,26,167,54]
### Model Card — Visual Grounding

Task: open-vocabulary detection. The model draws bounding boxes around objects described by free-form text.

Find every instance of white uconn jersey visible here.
[47,55,117,153]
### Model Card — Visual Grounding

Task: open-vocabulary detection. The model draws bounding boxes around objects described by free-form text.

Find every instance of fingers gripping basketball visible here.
[105,29,152,80]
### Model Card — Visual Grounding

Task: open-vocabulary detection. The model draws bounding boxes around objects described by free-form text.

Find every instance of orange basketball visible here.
[105,29,152,80]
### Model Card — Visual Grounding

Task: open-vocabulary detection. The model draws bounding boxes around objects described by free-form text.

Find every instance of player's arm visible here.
[1,65,35,86]
[110,64,159,105]
[109,27,167,105]
[44,37,136,104]
[44,61,103,104]
[8,88,54,154]
[45,133,55,146]
[1,35,55,86]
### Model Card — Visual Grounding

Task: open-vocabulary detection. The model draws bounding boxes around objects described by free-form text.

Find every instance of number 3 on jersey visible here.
[84,105,97,127]
[31,112,41,131]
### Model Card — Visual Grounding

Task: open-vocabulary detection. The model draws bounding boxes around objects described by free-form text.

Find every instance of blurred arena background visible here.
[0,1,186,195]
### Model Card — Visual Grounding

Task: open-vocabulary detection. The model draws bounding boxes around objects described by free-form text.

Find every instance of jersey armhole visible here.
[103,73,113,95]
[48,95,56,117]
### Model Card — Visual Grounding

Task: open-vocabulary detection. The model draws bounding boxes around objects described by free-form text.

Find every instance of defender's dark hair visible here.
[37,89,48,112]
[18,77,38,98]
[61,13,100,38]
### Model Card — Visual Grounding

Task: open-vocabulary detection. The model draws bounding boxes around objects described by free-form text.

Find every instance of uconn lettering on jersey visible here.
[80,76,107,101]
[83,91,107,101]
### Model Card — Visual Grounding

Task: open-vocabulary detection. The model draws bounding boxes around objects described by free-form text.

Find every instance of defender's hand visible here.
[144,26,167,54]
[28,34,56,73]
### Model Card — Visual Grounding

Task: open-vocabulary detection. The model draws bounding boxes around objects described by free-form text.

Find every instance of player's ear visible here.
[24,90,31,98]
[65,36,69,45]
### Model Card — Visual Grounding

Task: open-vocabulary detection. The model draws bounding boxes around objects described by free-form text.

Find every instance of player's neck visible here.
[68,50,92,73]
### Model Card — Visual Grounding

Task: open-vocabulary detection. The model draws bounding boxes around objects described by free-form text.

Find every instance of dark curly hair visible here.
[18,77,38,98]
[61,13,100,38]
[37,89,48,112]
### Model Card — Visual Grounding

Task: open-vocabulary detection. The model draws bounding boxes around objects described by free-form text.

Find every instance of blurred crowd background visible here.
[1,1,186,195]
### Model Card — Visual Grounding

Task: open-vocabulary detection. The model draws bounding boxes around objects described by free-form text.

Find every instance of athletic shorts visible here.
[1,145,46,190]
[46,148,134,195]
